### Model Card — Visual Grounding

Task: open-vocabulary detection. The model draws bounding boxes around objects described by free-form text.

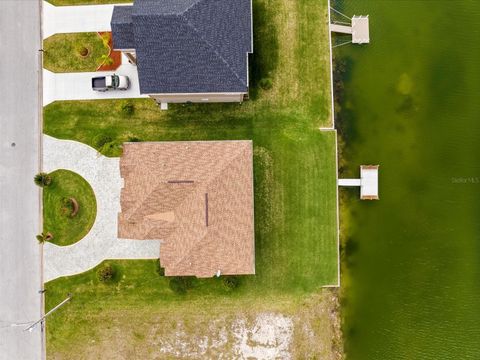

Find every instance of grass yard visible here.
[43,170,97,246]
[46,261,342,359]
[43,32,108,73]
[44,0,339,357]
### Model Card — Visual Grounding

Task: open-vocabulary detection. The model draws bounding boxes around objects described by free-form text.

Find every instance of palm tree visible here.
[34,172,52,187]
[36,232,53,244]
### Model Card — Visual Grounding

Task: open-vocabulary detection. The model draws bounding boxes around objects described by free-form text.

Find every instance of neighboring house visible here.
[118,141,255,278]
[111,0,253,106]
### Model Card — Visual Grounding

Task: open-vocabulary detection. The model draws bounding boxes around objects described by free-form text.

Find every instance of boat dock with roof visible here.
[338,165,379,200]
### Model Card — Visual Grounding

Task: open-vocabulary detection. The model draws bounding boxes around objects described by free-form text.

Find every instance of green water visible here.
[334,1,480,359]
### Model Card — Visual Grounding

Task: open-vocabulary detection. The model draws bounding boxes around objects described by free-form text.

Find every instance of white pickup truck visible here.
[92,74,129,92]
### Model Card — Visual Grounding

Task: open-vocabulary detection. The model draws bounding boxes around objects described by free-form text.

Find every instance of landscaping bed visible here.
[43,169,97,246]
[43,32,109,73]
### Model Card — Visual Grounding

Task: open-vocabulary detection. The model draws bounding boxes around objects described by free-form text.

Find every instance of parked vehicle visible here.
[92,74,129,91]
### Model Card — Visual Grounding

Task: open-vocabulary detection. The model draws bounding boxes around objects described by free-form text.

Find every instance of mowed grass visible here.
[43,170,97,246]
[43,33,108,73]
[44,0,338,357]
[46,260,342,359]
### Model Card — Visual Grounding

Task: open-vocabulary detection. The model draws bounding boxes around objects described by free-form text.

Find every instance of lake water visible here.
[333,1,480,359]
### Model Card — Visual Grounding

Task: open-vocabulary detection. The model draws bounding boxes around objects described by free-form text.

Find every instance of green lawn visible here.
[43,170,97,246]
[43,33,108,73]
[44,0,338,357]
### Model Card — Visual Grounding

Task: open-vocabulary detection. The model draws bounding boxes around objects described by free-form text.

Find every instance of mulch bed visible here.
[96,32,122,71]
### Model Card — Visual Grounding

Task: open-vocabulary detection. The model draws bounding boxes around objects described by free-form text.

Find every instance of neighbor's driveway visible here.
[43,1,131,39]
[43,57,148,106]
[43,135,161,282]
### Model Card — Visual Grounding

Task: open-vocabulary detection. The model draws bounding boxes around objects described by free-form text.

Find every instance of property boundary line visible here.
[38,0,46,359]
[320,0,341,288]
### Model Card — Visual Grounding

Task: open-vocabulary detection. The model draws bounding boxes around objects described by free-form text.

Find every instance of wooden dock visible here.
[330,14,370,44]
[338,165,379,200]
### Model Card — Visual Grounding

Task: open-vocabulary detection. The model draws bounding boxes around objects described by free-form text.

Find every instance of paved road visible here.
[0,1,43,359]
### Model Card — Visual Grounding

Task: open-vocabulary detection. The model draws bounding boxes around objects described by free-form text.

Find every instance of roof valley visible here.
[180,14,246,87]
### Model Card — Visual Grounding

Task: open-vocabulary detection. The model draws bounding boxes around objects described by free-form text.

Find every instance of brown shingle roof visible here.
[118,141,255,277]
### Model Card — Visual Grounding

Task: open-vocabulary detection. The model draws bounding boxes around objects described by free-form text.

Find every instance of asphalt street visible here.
[0,1,43,359]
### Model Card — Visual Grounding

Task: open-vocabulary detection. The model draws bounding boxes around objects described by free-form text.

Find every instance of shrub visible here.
[127,136,142,143]
[77,46,89,57]
[169,277,193,294]
[222,276,239,291]
[97,264,115,283]
[93,134,113,148]
[121,101,135,116]
[156,263,165,276]
[99,140,121,157]
[36,232,53,244]
[34,172,52,187]
[259,77,273,90]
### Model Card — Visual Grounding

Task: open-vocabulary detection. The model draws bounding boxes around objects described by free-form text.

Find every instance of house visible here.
[110,0,253,106]
[118,141,255,278]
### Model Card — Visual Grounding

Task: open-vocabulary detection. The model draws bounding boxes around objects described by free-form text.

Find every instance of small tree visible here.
[36,232,53,244]
[77,46,89,57]
[259,77,273,90]
[97,264,115,283]
[121,101,135,116]
[34,172,52,187]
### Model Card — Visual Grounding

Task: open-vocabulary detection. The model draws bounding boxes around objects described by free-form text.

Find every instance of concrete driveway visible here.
[43,1,131,39]
[43,55,148,106]
[43,135,161,282]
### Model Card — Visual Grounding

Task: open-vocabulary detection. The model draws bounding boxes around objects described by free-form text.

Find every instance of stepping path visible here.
[43,135,161,282]
[42,1,132,39]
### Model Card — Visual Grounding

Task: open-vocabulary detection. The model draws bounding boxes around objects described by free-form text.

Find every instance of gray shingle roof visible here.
[111,0,252,94]
[111,6,135,50]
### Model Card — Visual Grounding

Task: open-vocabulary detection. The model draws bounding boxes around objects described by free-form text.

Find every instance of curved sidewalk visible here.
[43,135,160,282]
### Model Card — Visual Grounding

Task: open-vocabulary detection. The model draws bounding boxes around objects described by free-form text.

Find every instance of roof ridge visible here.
[180,11,247,87]
[164,143,250,272]
[180,0,204,15]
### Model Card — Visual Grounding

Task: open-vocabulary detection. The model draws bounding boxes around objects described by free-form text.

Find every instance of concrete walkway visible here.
[43,1,131,39]
[43,55,148,106]
[43,135,161,282]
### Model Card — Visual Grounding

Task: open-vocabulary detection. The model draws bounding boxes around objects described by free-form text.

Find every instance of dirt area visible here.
[50,289,342,360]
